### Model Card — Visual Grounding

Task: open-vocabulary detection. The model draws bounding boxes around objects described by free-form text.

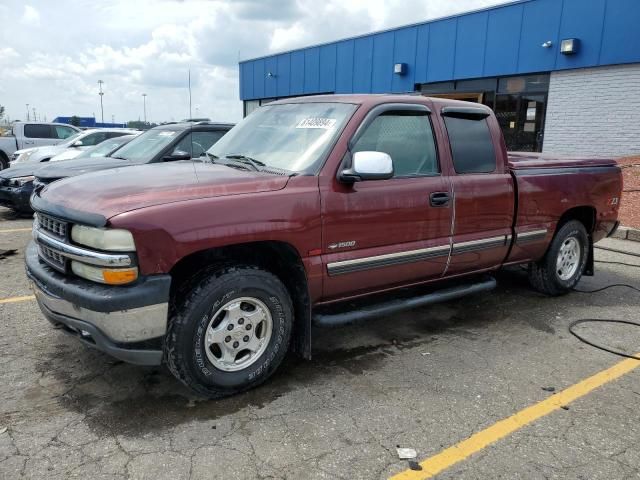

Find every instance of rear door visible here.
[22,124,53,148]
[320,103,453,300]
[437,108,514,276]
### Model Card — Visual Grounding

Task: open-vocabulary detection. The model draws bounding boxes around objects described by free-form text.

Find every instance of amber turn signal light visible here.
[102,268,138,285]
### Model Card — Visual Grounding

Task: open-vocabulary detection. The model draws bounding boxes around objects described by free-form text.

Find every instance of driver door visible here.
[320,104,453,301]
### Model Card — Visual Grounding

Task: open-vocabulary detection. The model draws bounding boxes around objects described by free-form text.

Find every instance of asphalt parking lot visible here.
[1,207,639,480]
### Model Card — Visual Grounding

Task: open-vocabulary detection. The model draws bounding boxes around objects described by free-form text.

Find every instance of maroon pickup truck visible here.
[26,95,622,397]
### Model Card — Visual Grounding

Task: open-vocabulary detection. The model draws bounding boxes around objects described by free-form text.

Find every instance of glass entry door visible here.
[495,94,546,152]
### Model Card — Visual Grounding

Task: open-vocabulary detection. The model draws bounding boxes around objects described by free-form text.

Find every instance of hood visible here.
[50,149,83,162]
[35,161,291,222]
[35,156,125,180]
[0,162,41,179]
[14,145,64,164]
[14,147,38,155]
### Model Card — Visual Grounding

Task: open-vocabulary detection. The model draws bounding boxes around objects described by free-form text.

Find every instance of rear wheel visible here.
[528,220,589,296]
[164,265,293,398]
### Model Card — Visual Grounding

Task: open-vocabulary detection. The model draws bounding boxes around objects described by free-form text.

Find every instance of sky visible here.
[0,0,512,124]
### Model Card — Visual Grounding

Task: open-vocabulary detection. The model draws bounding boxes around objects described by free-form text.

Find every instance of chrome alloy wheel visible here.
[204,297,273,372]
[556,237,581,281]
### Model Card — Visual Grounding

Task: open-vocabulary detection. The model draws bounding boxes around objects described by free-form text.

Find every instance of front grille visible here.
[38,243,67,272]
[37,213,68,239]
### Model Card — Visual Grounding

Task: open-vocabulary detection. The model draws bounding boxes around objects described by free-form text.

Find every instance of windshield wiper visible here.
[223,154,265,171]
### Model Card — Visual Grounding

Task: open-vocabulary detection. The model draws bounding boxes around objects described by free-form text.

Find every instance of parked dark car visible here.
[34,122,233,187]
[0,134,138,213]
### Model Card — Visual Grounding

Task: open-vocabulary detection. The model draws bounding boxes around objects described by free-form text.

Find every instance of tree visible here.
[70,115,81,127]
[0,105,5,121]
[127,120,158,130]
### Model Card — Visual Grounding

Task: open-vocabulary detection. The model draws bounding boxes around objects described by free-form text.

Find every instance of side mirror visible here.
[163,150,191,161]
[339,151,394,183]
[72,140,83,147]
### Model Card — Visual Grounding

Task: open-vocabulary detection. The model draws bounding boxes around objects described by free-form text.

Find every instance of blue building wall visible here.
[53,117,127,128]
[239,0,640,101]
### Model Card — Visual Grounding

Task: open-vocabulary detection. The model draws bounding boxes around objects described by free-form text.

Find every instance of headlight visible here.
[13,151,35,164]
[71,225,136,252]
[71,261,138,285]
[12,175,35,186]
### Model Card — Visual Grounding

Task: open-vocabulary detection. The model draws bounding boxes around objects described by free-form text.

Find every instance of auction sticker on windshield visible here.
[296,118,337,129]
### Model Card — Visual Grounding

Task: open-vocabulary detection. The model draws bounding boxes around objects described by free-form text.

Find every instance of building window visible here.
[416,74,549,152]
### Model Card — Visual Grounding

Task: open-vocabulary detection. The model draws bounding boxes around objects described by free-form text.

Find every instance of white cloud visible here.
[21,5,40,26]
[0,0,511,124]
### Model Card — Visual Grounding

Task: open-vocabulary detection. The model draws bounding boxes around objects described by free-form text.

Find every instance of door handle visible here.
[429,192,450,207]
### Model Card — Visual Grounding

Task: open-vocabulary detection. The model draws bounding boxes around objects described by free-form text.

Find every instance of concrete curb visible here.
[611,226,640,242]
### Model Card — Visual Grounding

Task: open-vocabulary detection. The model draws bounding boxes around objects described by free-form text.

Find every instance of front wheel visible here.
[528,220,589,296]
[165,266,293,398]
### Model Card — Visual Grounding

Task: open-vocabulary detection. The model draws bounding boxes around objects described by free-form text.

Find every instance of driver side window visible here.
[173,131,225,157]
[351,111,439,177]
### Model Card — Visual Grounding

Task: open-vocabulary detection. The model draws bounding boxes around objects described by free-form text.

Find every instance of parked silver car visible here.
[10,128,137,165]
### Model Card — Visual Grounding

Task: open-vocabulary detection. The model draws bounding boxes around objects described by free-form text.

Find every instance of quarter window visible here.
[352,111,439,177]
[444,116,496,174]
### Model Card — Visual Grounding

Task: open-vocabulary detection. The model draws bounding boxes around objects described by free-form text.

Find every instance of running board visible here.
[313,276,497,327]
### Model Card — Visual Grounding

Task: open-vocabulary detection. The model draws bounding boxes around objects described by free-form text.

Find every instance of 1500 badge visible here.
[328,241,357,250]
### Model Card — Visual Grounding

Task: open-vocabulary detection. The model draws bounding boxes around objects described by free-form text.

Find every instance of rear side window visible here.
[24,124,52,139]
[444,116,496,174]
[352,111,438,177]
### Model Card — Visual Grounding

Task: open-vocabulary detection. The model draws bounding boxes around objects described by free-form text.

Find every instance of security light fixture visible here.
[541,41,553,48]
[560,38,580,55]
[266,71,276,78]
[394,63,407,75]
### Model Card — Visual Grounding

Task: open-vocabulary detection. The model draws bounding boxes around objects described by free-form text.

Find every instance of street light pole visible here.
[98,80,105,124]
[142,93,147,124]
[26,104,29,121]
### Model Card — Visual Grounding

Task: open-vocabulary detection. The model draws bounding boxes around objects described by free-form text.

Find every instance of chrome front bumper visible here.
[31,280,168,343]
[26,241,171,365]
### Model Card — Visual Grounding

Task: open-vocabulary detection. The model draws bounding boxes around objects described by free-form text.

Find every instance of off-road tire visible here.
[528,220,589,296]
[164,265,293,398]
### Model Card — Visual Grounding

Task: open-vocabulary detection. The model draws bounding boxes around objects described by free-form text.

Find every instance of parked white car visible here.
[0,122,80,170]
[10,128,136,165]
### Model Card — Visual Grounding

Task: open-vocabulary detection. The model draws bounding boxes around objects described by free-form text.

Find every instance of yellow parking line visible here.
[390,354,640,480]
[0,295,35,304]
[0,227,32,233]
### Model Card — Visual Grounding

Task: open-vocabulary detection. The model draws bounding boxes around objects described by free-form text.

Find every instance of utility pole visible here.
[142,93,147,124]
[188,69,192,119]
[98,80,105,124]
[26,104,30,121]
[33,107,36,122]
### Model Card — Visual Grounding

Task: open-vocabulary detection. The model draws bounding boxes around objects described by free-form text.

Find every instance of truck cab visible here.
[0,122,80,169]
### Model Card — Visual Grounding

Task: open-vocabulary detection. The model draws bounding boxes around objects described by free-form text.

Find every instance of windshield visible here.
[110,129,180,163]
[74,136,134,159]
[207,102,356,173]
[59,132,83,147]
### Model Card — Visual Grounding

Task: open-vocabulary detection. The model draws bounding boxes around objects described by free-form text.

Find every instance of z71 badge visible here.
[328,241,356,250]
